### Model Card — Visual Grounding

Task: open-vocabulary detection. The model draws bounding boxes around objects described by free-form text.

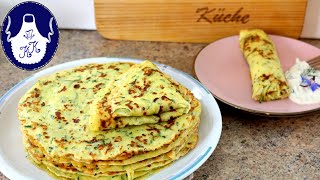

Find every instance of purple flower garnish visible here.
[310,83,320,91]
[300,76,310,87]
[300,75,320,92]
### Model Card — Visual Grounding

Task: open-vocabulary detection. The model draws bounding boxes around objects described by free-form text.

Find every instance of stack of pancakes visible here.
[18,61,201,180]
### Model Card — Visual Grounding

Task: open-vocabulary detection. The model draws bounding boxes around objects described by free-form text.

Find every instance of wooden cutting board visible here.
[95,0,307,43]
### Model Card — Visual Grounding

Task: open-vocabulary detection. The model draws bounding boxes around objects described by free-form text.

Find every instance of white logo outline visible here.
[5,13,54,64]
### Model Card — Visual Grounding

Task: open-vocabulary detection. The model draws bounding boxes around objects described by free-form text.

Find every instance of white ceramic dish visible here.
[0,57,222,180]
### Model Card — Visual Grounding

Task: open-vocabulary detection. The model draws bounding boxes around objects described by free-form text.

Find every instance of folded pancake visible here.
[239,29,290,102]
[18,61,201,179]
[89,60,192,131]
[21,98,201,167]
[20,103,197,162]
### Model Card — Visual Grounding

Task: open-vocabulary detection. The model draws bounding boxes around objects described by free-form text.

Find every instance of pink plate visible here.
[195,35,320,116]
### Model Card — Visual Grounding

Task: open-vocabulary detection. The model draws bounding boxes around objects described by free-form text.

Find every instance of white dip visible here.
[285,59,320,104]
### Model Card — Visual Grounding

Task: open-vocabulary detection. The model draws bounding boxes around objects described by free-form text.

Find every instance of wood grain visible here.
[95,0,307,43]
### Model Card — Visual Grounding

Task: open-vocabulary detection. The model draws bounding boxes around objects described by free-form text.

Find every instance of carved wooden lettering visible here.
[196,7,250,24]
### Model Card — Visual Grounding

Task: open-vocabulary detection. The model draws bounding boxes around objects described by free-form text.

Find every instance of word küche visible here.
[196,7,250,24]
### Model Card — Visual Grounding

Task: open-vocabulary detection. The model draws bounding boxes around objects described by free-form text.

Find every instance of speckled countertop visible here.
[1,30,320,180]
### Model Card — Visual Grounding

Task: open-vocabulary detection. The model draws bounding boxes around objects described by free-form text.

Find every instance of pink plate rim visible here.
[194,34,320,116]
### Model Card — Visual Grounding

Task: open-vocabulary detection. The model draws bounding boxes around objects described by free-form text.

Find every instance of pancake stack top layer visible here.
[18,61,202,180]
[89,61,193,131]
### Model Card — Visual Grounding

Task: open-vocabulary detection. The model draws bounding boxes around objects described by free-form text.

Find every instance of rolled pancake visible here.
[89,61,192,131]
[239,29,290,102]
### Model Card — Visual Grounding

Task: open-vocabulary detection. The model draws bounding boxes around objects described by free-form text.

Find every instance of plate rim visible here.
[194,34,320,117]
[0,57,222,180]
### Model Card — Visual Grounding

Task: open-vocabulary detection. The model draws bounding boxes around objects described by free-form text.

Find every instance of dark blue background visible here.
[1,1,59,71]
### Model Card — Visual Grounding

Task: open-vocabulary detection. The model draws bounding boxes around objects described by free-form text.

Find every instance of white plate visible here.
[0,57,222,180]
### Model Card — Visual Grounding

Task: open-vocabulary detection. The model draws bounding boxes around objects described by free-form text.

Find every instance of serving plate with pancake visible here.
[195,34,320,116]
[0,57,222,180]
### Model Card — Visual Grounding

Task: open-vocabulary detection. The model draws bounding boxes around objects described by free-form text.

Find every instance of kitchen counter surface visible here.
[1,30,320,179]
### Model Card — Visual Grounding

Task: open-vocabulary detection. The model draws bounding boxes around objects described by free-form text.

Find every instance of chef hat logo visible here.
[1,1,59,71]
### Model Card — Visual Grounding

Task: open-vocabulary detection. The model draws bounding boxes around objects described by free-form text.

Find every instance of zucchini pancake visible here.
[18,61,202,180]
[239,29,290,102]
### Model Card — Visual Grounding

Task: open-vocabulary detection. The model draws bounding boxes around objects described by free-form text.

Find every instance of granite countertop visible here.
[1,30,320,180]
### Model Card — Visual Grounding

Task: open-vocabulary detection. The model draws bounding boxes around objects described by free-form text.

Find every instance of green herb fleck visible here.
[48,146,54,153]
[36,134,42,140]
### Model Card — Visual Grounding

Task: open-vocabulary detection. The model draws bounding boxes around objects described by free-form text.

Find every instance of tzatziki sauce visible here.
[285,59,320,104]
